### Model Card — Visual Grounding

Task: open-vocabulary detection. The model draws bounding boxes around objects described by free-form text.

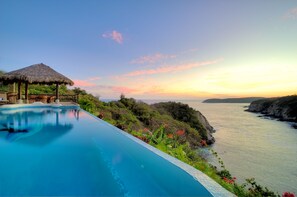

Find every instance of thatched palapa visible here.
[0,63,74,103]
[0,63,74,85]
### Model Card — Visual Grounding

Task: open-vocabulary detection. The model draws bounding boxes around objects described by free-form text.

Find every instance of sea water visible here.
[184,101,297,194]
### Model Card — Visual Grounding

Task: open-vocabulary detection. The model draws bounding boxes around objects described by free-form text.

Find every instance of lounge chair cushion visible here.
[0,93,8,103]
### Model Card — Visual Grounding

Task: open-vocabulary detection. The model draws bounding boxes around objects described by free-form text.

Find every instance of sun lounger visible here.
[0,93,9,104]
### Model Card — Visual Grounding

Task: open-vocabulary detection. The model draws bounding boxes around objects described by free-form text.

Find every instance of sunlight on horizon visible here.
[1,1,297,99]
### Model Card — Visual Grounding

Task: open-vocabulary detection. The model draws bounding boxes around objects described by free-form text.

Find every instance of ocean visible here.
[183,101,297,194]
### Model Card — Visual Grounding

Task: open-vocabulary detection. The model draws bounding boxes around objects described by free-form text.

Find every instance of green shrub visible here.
[79,95,96,114]
[152,102,208,139]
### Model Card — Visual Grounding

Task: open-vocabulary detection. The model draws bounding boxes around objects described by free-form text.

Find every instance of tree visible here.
[73,87,87,95]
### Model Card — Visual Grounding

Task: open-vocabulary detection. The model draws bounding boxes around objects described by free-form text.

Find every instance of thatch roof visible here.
[0,63,74,85]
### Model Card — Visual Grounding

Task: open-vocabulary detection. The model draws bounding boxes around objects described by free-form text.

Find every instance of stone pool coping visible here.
[0,102,79,110]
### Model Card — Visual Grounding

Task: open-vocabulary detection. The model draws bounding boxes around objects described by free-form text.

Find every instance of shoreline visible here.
[246,110,297,129]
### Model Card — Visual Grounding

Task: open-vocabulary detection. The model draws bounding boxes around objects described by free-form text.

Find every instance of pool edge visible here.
[85,109,235,197]
[0,103,80,110]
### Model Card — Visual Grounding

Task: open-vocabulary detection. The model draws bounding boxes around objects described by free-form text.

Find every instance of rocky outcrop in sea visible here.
[196,110,216,144]
[247,95,297,124]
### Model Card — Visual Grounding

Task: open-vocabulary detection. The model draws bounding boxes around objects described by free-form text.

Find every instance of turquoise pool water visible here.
[0,107,213,196]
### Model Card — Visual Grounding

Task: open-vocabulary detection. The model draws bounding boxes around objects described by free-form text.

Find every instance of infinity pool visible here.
[0,106,228,196]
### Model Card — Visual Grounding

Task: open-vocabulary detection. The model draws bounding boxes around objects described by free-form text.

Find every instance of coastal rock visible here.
[196,111,215,133]
[196,111,215,144]
[247,96,297,123]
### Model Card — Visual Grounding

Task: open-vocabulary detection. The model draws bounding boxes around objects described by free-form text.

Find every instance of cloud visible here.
[283,7,297,19]
[86,85,139,94]
[87,76,101,81]
[73,76,101,87]
[73,80,97,87]
[111,86,138,94]
[130,53,176,64]
[122,59,222,77]
[102,30,123,44]
[129,48,199,65]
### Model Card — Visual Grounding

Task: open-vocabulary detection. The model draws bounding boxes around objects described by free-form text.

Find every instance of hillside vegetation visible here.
[80,93,213,148]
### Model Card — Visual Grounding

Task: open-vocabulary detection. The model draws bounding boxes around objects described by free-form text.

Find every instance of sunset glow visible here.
[1,1,297,99]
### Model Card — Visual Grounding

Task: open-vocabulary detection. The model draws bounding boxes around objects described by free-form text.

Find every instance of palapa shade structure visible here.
[0,63,74,103]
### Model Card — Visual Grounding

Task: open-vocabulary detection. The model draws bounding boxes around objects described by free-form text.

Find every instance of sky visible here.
[0,0,297,99]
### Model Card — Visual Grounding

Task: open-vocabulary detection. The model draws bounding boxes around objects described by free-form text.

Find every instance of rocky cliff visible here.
[247,95,297,122]
[196,110,215,143]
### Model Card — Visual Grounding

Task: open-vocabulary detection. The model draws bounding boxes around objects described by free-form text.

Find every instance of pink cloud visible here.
[123,59,222,77]
[102,30,123,44]
[283,7,297,19]
[112,86,138,94]
[85,85,139,94]
[130,53,176,64]
[87,76,101,81]
[146,86,165,94]
[73,76,101,87]
[73,80,97,87]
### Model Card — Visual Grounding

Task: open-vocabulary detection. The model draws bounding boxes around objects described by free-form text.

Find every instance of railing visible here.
[28,94,79,103]
[4,93,79,104]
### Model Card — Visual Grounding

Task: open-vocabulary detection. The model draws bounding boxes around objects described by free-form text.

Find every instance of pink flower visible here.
[282,192,295,197]
[222,177,235,184]
[167,133,174,139]
[200,140,207,147]
[176,130,185,136]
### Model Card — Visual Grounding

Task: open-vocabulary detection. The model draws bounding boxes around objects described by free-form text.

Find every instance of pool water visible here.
[0,107,213,196]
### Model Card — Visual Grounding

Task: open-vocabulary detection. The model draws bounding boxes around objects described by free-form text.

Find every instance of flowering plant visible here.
[283,192,295,197]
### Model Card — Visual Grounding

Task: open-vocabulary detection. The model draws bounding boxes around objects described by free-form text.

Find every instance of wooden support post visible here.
[76,94,79,103]
[13,82,15,93]
[55,83,59,103]
[25,82,29,103]
[17,81,21,100]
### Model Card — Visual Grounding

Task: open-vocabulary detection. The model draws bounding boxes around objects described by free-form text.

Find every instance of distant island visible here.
[246,95,297,125]
[203,97,265,103]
